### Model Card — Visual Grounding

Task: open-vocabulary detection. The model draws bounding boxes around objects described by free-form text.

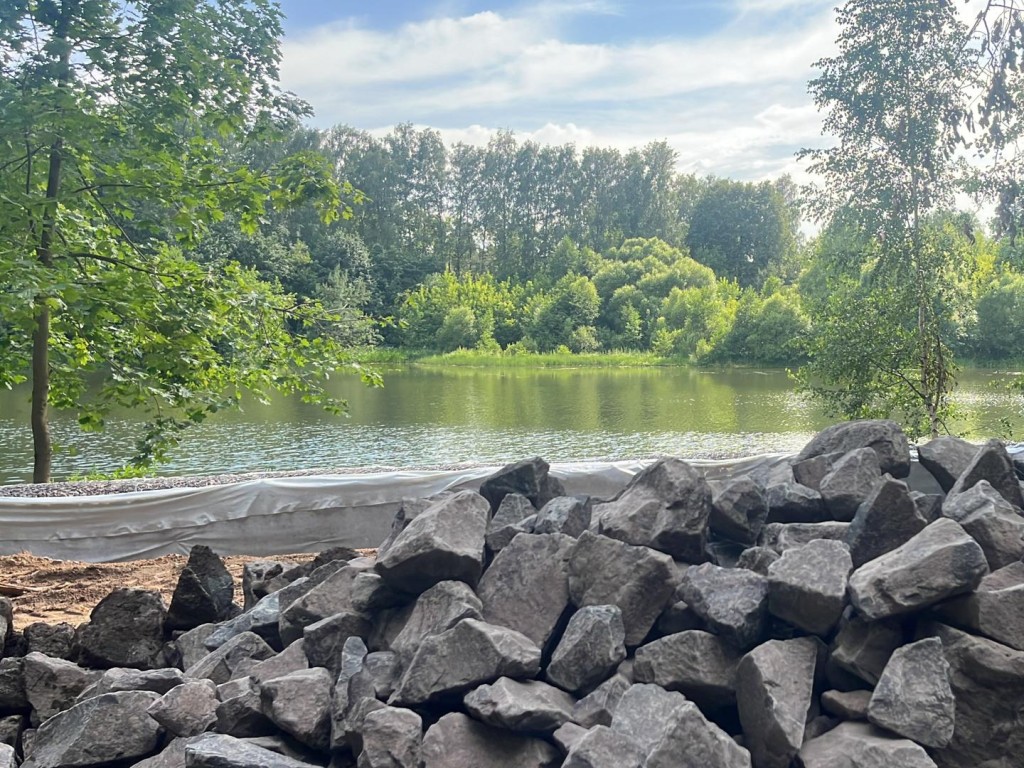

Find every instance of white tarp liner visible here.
[0,455,798,563]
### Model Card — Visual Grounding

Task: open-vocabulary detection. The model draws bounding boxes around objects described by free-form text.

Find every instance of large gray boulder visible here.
[596,458,711,562]
[634,630,740,710]
[23,653,96,724]
[477,533,575,650]
[765,483,825,525]
[921,622,1024,768]
[946,438,1024,509]
[767,539,851,635]
[710,477,768,545]
[247,639,308,685]
[301,610,372,678]
[819,448,882,522]
[21,691,162,768]
[74,667,184,703]
[277,558,374,645]
[184,732,319,767]
[205,590,284,651]
[260,667,332,751]
[464,677,576,732]
[847,518,989,620]
[568,531,678,646]
[866,638,954,748]
[390,618,541,706]
[795,420,910,478]
[563,725,645,768]
[486,493,536,553]
[146,678,218,737]
[918,436,980,492]
[797,722,938,768]
[0,658,28,715]
[546,605,626,694]
[534,495,592,537]
[845,476,927,568]
[358,706,422,768]
[830,612,905,686]
[375,491,488,594]
[936,560,1024,651]
[611,684,750,768]
[941,480,1024,569]
[213,679,274,738]
[76,588,167,670]
[23,623,75,660]
[420,712,560,768]
[184,631,275,685]
[387,580,482,665]
[165,545,238,632]
[479,457,565,514]
[760,521,850,553]
[678,563,769,650]
[736,637,821,768]
[570,673,630,728]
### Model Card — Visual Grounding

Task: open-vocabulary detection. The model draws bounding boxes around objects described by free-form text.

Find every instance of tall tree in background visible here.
[0,0,367,481]
[799,0,973,437]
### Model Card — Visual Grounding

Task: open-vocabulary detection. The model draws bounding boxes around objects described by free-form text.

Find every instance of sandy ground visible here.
[0,552,334,631]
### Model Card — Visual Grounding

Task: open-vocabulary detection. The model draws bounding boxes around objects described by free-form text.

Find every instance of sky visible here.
[275,0,845,185]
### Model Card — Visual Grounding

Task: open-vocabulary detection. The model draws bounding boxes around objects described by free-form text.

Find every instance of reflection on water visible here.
[0,367,1021,484]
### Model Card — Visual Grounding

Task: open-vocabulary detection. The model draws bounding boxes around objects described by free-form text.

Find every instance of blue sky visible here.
[275,1,844,182]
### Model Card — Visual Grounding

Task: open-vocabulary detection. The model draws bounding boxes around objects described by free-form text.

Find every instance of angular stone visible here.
[563,725,645,768]
[867,638,954,748]
[479,457,565,514]
[791,451,842,492]
[795,420,911,478]
[76,588,167,670]
[349,572,405,615]
[947,438,1024,509]
[936,561,1024,651]
[329,637,373,752]
[767,540,851,635]
[571,673,630,728]
[75,666,184,702]
[278,559,374,645]
[173,624,219,670]
[0,713,24,748]
[358,706,421,768]
[464,677,576,732]
[248,639,308,685]
[378,497,436,556]
[821,689,871,720]
[20,691,162,768]
[798,722,938,768]
[260,667,332,751]
[0,744,13,768]
[147,678,218,737]
[363,652,399,700]
[848,518,989,620]
[242,560,285,610]
[634,629,739,709]
[486,493,536,552]
[919,622,1024,768]
[760,521,850,553]
[0,659,27,716]
[213,678,275,738]
[765,483,826,524]
[942,480,1024,569]
[919,436,980,492]
[552,721,589,753]
[736,637,821,768]
[23,653,96,724]
[387,580,482,664]
[184,732,319,768]
[375,491,488,594]
[819,448,882,522]
[736,546,780,575]
[611,684,750,768]
[568,531,677,646]
[546,605,626,694]
[390,618,541,706]
[845,476,927,568]
[184,632,275,685]
[655,600,702,635]
[679,563,769,651]
[478,533,574,650]
[913,491,944,524]
[421,712,560,768]
[596,458,711,562]
[205,591,284,652]
[534,495,592,537]
[710,477,768,545]
[165,545,238,632]
[831,613,906,686]
[22,623,75,660]
[302,611,372,678]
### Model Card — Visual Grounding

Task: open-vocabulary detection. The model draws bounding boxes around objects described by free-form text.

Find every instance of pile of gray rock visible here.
[1,419,1022,768]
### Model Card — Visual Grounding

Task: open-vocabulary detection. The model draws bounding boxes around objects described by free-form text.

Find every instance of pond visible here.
[0,366,1022,484]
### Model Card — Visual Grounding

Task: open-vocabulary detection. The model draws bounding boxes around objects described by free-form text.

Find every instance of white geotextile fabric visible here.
[0,455,795,563]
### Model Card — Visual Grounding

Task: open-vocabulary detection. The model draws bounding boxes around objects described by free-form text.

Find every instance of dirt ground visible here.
[0,552,339,631]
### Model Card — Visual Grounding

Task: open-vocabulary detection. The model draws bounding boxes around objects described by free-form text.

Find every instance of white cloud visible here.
[280,1,841,182]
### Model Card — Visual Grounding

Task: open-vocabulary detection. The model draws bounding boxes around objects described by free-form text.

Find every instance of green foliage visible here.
[707,288,809,366]
[969,273,1024,360]
[525,274,601,352]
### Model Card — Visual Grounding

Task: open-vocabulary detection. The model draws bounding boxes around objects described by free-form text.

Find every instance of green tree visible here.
[0,0,368,481]
[525,274,600,352]
[799,0,973,437]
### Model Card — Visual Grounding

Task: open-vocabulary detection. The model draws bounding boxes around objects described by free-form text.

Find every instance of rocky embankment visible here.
[0,419,1023,768]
